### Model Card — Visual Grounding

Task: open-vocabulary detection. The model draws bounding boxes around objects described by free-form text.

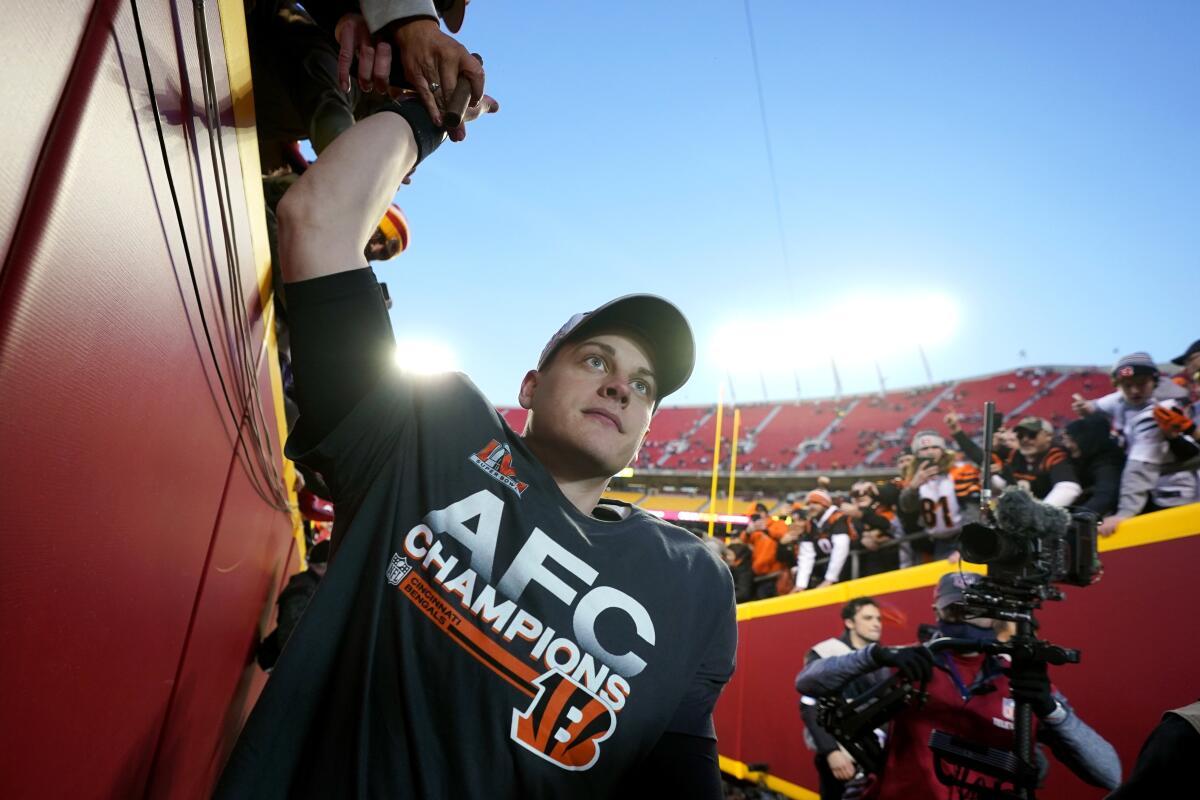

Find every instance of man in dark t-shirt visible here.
[215,89,736,798]
[998,416,1082,507]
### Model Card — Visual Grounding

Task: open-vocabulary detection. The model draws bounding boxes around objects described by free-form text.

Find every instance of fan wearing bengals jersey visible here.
[996,416,1083,508]
[898,431,981,561]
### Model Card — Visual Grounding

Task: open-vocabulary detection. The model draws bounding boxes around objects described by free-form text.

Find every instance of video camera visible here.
[961,488,1101,590]
[817,401,1105,800]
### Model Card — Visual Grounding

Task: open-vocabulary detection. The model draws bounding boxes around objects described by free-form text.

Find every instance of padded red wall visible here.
[0,2,293,797]
[716,531,1200,798]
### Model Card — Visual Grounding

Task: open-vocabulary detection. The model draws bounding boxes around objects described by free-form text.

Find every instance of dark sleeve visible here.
[274,574,319,644]
[861,509,892,537]
[798,651,842,755]
[1107,714,1200,799]
[731,563,755,603]
[1048,450,1079,485]
[664,571,737,738]
[617,732,722,800]
[953,430,984,465]
[1167,432,1200,462]
[1080,455,1123,515]
[284,268,395,446]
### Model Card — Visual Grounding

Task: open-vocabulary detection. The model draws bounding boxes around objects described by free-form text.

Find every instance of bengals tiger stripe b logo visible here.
[510,670,617,771]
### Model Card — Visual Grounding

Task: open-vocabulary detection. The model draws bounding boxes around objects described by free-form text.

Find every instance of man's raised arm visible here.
[276,112,419,285]
[276,100,493,457]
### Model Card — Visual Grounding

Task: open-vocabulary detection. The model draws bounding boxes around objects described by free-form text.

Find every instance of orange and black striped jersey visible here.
[1003,445,1079,500]
[807,509,858,543]
[950,462,981,498]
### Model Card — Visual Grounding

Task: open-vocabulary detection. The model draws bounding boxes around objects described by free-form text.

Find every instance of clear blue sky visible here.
[368,0,1199,407]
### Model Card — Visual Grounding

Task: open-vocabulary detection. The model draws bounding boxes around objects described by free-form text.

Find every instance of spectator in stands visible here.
[1062,413,1125,517]
[847,481,901,576]
[795,597,888,799]
[741,507,792,599]
[1072,353,1199,533]
[944,409,1016,471]
[995,417,1081,507]
[795,572,1122,799]
[256,539,331,671]
[705,539,754,604]
[794,490,856,590]
[890,449,923,566]
[899,431,980,561]
[1169,338,1200,415]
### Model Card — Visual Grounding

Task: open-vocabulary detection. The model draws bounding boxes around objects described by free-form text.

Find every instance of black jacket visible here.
[1065,413,1125,516]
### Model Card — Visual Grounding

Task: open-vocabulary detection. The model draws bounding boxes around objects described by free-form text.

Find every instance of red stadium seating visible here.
[497,367,1111,474]
[747,401,840,471]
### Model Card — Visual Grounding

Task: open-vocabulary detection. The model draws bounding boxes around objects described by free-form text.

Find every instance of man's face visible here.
[519,332,656,478]
[1016,427,1052,457]
[847,604,882,644]
[896,453,914,473]
[1117,375,1155,406]
[850,483,874,508]
[807,502,826,518]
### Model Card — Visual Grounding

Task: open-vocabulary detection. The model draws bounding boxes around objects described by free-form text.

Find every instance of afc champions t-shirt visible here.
[215,370,737,799]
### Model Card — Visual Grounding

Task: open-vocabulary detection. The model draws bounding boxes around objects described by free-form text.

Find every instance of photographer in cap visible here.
[794,572,1120,798]
[215,87,736,799]
[1072,352,1199,534]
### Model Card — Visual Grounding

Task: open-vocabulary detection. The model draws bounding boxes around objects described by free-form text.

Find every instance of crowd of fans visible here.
[708,344,1200,603]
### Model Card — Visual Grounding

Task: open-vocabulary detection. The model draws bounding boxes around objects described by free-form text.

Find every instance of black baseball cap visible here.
[933,571,981,610]
[1172,339,1200,366]
[537,294,696,405]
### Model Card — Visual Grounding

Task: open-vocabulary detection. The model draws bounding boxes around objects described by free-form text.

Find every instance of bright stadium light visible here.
[394,339,458,375]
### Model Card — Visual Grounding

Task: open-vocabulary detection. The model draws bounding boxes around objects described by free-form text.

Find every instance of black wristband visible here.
[376,98,446,166]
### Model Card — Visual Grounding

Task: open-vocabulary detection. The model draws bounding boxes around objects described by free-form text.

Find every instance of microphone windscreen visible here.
[994,487,1069,538]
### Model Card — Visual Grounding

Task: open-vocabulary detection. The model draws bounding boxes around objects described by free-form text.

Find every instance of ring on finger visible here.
[428,81,441,94]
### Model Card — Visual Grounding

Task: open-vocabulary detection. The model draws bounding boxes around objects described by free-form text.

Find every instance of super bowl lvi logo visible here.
[510,670,617,770]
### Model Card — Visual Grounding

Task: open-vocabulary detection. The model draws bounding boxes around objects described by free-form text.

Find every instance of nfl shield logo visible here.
[386,553,412,585]
[1002,697,1015,721]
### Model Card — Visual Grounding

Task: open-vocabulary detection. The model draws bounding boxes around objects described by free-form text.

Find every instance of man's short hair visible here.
[841,596,879,621]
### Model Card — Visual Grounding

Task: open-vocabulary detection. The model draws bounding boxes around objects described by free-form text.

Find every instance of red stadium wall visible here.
[716,505,1200,799]
[0,2,295,797]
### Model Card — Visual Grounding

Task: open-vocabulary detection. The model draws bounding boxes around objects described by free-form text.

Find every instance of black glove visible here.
[1007,658,1057,718]
[871,644,934,683]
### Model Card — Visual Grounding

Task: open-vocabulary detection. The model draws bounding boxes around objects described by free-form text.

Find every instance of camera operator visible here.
[795,598,889,800]
[794,572,1121,798]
